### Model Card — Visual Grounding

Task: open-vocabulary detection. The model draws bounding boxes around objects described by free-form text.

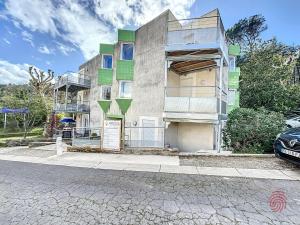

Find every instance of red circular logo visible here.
[269,190,286,213]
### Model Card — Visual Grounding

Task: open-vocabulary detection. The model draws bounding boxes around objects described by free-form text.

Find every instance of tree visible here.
[239,39,300,113]
[28,66,54,136]
[226,14,267,53]
[28,66,54,98]
[0,85,48,137]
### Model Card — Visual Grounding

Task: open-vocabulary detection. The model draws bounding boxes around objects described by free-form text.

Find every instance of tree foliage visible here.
[0,85,49,133]
[239,39,300,113]
[226,14,267,53]
[223,108,285,153]
[0,66,54,137]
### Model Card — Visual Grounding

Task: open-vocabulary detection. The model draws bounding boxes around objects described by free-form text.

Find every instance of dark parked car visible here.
[274,128,300,165]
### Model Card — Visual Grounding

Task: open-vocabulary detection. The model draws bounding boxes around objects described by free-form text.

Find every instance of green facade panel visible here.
[229,67,240,89]
[98,100,112,113]
[98,68,113,85]
[116,60,134,80]
[116,98,132,114]
[99,43,114,54]
[229,44,241,56]
[118,29,135,42]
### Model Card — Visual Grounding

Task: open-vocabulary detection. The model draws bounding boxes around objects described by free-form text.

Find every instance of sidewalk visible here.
[0,147,300,180]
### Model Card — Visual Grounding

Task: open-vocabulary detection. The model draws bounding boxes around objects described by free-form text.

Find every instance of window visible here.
[102,54,113,69]
[228,90,235,105]
[229,56,236,72]
[101,86,111,100]
[121,43,134,60]
[119,81,132,98]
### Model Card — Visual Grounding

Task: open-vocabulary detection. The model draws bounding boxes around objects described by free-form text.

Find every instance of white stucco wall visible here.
[165,122,215,152]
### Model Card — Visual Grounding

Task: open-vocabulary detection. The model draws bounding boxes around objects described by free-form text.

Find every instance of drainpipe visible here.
[218,57,224,153]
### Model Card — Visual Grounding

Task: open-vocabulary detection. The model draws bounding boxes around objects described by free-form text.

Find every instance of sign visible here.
[102,120,121,150]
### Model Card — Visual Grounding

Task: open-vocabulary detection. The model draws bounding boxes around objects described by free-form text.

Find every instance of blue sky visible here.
[0,0,299,84]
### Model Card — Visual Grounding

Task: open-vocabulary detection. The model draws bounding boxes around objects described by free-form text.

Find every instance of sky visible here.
[0,0,299,84]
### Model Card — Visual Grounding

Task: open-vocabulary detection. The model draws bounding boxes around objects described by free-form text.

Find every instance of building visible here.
[53,9,240,152]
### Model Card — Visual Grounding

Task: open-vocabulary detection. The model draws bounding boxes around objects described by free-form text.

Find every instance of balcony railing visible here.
[54,101,90,113]
[166,16,228,59]
[54,74,91,89]
[164,86,219,114]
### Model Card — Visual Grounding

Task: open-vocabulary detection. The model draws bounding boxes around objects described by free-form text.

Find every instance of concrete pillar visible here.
[65,85,68,111]
[56,137,63,155]
[218,57,224,153]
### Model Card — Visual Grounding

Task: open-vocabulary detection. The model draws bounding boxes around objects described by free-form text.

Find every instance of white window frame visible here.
[120,42,134,61]
[228,89,236,105]
[101,85,112,100]
[101,54,113,69]
[229,56,236,72]
[118,80,132,98]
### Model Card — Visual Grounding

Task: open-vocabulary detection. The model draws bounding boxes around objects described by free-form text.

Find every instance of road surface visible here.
[0,160,299,225]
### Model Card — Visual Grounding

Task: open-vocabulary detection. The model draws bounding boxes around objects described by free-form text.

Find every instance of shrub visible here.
[223,108,285,154]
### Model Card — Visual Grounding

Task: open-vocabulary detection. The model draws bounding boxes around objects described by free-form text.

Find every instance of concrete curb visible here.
[0,153,299,181]
[179,152,275,158]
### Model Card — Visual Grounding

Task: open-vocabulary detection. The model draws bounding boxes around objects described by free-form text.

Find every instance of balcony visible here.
[54,73,91,91]
[166,16,228,61]
[54,101,90,113]
[164,86,224,122]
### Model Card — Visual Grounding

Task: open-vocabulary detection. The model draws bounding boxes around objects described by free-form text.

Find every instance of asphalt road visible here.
[0,160,299,225]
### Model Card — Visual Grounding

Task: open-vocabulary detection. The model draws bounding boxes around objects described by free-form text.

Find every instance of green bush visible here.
[223,108,285,154]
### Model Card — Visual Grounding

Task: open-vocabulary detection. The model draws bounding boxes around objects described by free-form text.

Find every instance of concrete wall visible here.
[178,122,215,152]
[165,122,215,152]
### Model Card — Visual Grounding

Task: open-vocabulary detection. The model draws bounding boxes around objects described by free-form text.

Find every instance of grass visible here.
[0,127,44,147]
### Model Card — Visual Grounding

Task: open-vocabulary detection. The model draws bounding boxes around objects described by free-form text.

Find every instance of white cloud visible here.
[0,60,30,84]
[3,38,10,45]
[4,0,58,36]
[38,45,54,54]
[55,41,76,56]
[3,0,195,59]
[21,30,34,47]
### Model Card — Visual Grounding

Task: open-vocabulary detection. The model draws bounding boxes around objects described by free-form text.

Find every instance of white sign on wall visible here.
[102,120,121,150]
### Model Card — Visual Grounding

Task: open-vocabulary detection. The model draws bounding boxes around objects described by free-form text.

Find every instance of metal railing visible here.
[54,74,91,88]
[54,101,90,113]
[125,127,165,148]
[72,127,101,147]
[167,16,228,59]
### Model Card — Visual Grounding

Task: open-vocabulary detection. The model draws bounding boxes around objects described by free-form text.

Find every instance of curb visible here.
[179,153,275,158]
[0,154,299,181]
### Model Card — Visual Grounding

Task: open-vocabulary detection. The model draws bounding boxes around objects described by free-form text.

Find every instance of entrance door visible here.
[141,119,156,147]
